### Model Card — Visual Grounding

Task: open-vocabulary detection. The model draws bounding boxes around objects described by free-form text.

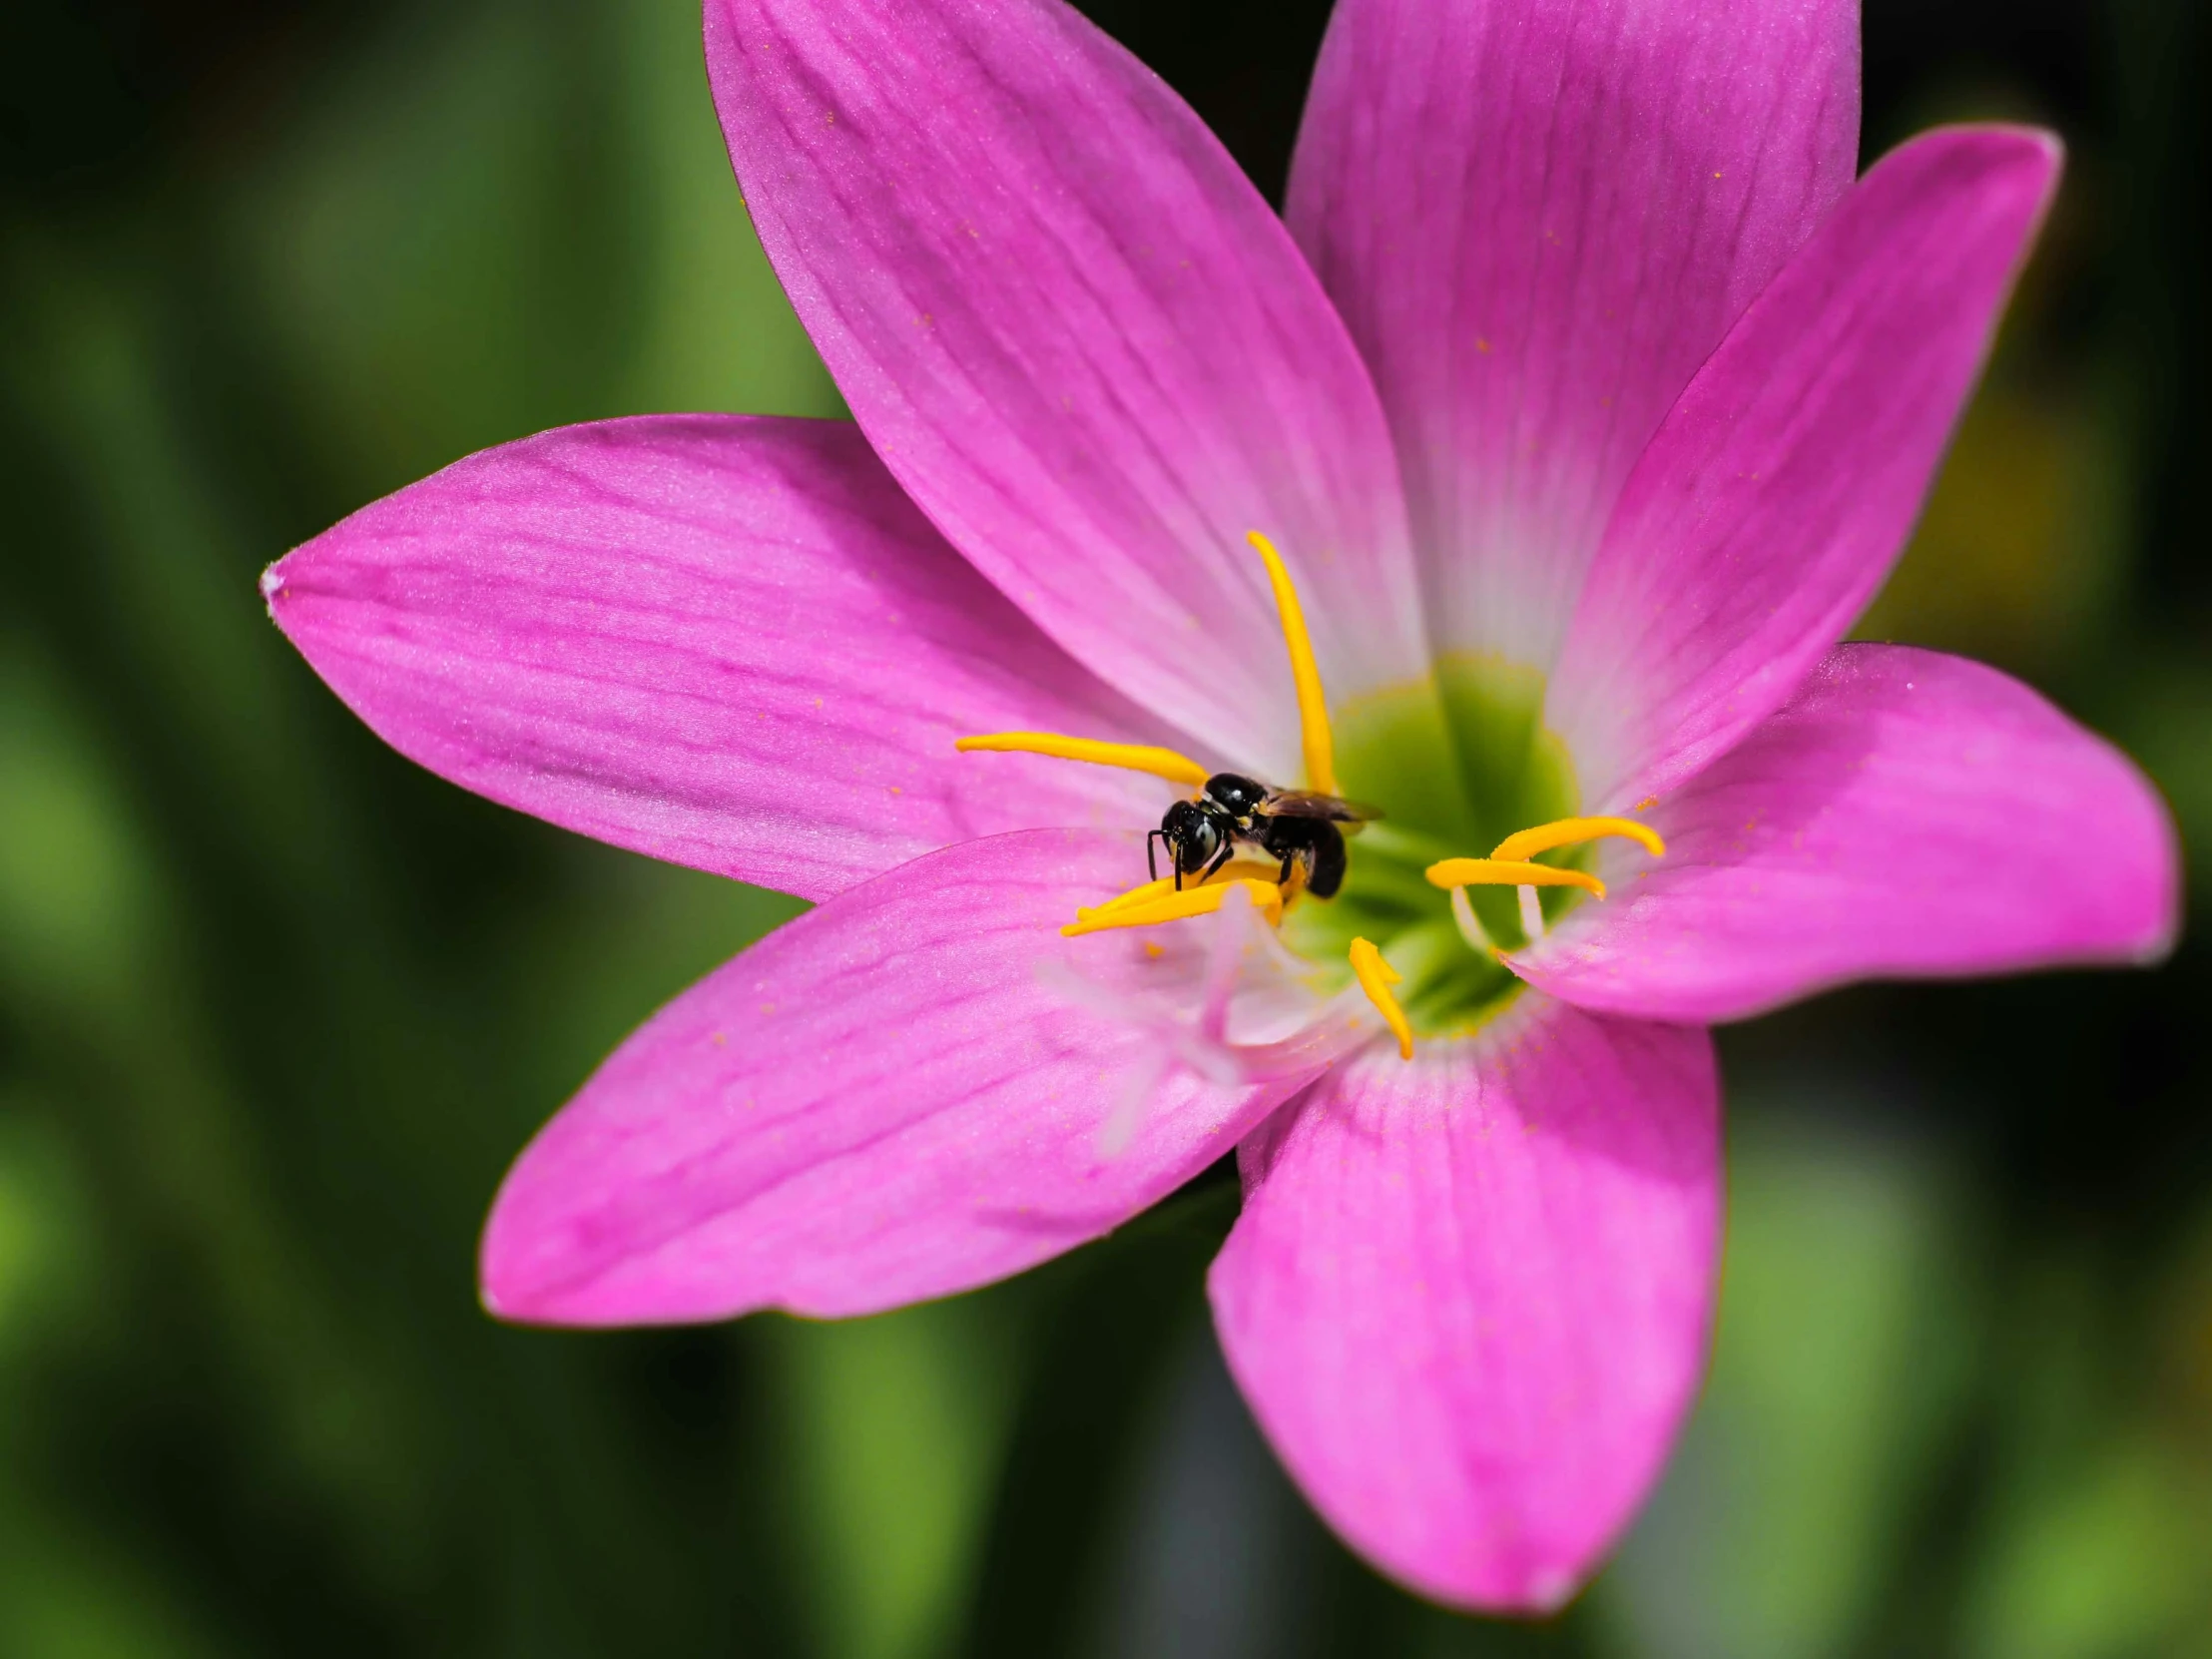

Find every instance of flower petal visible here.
[703,0,1425,780]
[265,415,1179,902]
[481,829,1330,1326]
[1548,127,2063,810]
[1509,645,2181,1024]
[1287,0,1860,667]
[1209,996,1720,1612]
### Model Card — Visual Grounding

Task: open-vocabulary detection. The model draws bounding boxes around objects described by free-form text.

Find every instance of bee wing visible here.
[1264,791,1382,824]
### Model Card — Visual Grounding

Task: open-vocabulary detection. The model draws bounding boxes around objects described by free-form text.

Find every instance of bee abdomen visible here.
[1259,816,1348,900]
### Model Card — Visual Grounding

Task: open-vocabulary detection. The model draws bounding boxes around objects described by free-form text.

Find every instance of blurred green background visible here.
[2,1,2208,1654]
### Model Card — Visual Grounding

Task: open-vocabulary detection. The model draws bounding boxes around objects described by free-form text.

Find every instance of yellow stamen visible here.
[954,732,1209,789]
[1078,875,1176,920]
[1061,877,1284,937]
[1489,816,1666,862]
[1348,937,1412,1060]
[1074,861,1281,922]
[1423,858,1607,899]
[1246,531,1340,798]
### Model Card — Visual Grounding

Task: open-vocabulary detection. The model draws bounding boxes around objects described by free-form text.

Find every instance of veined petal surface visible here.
[266,416,1176,902]
[705,0,1426,782]
[1509,646,2180,1024]
[1210,997,1720,1612]
[482,830,1327,1326]
[1549,127,2062,811]
[1289,0,1859,668]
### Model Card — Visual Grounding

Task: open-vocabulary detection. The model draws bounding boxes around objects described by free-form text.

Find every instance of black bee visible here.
[1149,773,1379,900]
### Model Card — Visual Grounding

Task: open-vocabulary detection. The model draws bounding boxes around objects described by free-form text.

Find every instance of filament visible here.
[1517,885,1547,942]
[1448,884,1492,953]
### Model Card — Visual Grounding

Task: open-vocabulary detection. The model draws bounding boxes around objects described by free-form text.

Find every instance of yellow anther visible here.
[1247,531,1340,798]
[1348,937,1412,1060]
[1077,876,1177,921]
[1061,877,1284,937]
[1423,858,1607,899]
[955,733,1209,788]
[1489,815,1665,862]
[1076,861,1283,922]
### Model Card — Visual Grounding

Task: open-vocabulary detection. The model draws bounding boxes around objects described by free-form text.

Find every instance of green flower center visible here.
[1284,654,1584,1038]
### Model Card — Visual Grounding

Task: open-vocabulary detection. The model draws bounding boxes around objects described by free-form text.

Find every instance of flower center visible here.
[954,534,1664,1058]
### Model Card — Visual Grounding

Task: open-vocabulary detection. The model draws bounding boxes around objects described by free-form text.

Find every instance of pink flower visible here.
[260,0,2179,1613]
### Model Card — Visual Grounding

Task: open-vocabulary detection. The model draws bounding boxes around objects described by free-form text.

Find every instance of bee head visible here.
[1161,798,1226,874]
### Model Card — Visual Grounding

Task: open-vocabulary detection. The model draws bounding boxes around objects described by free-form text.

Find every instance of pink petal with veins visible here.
[705,0,1427,780]
[266,415,1179,901]
[1291,0,1859,668]
[1211,994,1720,1611]
[482,830,1331,1326]
[1549,127,2062,809]
[1509,646,2181,1022]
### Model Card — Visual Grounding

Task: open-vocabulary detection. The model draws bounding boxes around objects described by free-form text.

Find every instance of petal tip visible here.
[2005,125,2067,209]
[1952,120,2068,209]
[477,1265,554,1328]
[476,1237,535,1326]
[477,1185,567,1327]
[1920,120,2064,174]
[2108,762,2185,968]
[477,1235,601,1330]
[2130,862,2186,969]
[1525,1566,1581,1618]
[2132,927,2182,970]
[477,1276,516,1324]
[2005,122,2067,171]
